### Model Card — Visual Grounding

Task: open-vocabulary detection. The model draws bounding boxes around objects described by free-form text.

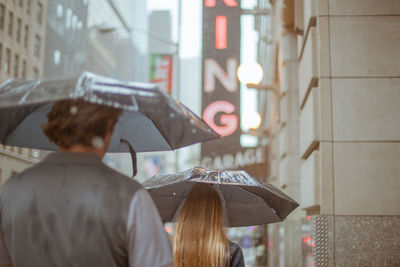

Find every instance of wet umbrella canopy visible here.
[0,72,219,152]
[143,167,299,227]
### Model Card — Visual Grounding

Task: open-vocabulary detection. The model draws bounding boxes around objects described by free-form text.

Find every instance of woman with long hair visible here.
[173,183,245,267]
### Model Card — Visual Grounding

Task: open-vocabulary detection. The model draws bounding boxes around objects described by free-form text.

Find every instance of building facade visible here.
[0,0,47,81]
[86,0,149,82]
[256,0,400,266]
[43,0,88,78]
[0,0,47,184]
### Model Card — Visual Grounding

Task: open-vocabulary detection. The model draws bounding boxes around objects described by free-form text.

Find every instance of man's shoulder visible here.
[102,165,144,190]
[3,160,144,195]
[0,163,40,188]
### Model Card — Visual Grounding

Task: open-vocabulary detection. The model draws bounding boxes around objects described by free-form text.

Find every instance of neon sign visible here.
[202,100,238,137]
[205,0,238,8]
[201,0,241,159]
[204,58,238,93]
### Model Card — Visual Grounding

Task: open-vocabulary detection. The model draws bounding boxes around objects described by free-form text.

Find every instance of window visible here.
[53,50,61,65]
[24,25,29,48]
[16,18,21,43]
[5,49,11,75]
[0,4,5,30]
[22,60,26,78]
[14,54,19,77]
[57,4,63,18]
[33,67,39,78]
[26,0,30,14]
[72,14,77,29]
[7,11,13,37]
[66,8,72,29]
[34,34,41,57]
[36,2,43,25]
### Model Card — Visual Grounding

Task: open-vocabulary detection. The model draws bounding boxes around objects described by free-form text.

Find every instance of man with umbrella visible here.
[0,99,173,266]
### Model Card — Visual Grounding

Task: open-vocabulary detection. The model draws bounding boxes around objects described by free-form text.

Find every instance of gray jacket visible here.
[0,152,173,267]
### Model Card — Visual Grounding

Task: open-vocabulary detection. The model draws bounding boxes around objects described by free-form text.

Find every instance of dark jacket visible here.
[229,241,245,267]
[0,152,173,267]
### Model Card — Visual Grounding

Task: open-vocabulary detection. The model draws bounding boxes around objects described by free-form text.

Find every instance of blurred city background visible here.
[0,0,399,266]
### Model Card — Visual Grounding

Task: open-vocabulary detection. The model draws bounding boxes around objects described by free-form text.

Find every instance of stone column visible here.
[298,0,400,266]
[268,20,303,267]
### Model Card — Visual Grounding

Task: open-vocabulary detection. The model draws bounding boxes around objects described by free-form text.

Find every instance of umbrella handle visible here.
[120,139,137,178]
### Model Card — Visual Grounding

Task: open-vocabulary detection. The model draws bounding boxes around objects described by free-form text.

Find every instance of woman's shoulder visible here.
[229,241,242,253]
[228,240,245,267]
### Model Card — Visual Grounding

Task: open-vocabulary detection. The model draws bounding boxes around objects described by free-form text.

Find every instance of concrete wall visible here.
[297,0,400,265]
[298,0,400,216]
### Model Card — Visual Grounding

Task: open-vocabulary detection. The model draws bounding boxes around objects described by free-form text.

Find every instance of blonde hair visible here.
[173,183,229,267]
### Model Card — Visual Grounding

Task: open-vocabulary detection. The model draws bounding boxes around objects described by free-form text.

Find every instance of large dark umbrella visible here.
[0,72,219,176]
[0,72,219,152]
[143,167,299,227]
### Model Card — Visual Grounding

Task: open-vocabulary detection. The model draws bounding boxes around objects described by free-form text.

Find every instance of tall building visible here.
[255,0,400,266]
[43,0,88,78]
[86,0,149,82]
[0,0,47,82]
[149,10,173,54]
[0,0,47,184]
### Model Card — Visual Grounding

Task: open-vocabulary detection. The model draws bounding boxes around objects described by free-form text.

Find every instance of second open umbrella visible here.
[143,167,299,227]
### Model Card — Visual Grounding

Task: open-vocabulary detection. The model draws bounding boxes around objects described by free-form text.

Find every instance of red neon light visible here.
[223,0,238,6]
[205,0,238,7]
[202,101,238,137]
[205,0,215,6]
[215,16,227,49]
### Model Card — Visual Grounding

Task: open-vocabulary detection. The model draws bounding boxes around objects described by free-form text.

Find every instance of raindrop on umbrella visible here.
[169,113,175,118]
[91,136,104,149]
[70,105,78,115]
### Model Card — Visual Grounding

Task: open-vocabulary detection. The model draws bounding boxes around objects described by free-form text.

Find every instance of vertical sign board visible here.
[201,0,242,164]
[201,0,269,180]
[149,54,173,94]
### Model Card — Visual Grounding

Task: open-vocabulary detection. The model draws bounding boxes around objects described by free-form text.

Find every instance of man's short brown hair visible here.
[42,99,122,149]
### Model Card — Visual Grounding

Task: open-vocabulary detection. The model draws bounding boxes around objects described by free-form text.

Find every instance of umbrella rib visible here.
[236,186,283,220]
[213,184,230,226]
[147,117,174,150]
[94,82,158,93]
